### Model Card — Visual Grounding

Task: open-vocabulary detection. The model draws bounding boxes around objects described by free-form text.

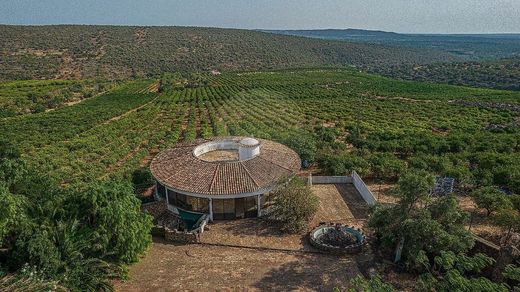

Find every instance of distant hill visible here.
[0,25,457,80]
[262,29,520,60]
[373,57,520,91]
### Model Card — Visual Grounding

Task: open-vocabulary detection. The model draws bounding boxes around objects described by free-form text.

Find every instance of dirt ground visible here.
[114,240,368,291]
[116,184,373,291]
[200,184,369,251]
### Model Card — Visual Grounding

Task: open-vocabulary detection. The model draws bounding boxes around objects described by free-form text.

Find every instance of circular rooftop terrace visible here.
[150,137,301,197]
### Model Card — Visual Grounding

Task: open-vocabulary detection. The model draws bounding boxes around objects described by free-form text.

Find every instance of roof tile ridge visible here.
[240,161,260,188]
[209,163,221,192]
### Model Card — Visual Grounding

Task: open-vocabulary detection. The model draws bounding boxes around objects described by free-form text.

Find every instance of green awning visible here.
[178,209,205,231]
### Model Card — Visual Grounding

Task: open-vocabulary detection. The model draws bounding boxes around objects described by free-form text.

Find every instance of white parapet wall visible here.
[351,171,376,205]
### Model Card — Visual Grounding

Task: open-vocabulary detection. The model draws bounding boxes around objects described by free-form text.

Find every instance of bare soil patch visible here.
[119,185,374,291]
[114,240,364,291]
[200,184,369,251]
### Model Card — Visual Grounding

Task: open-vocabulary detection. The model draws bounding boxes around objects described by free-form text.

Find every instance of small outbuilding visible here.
[150,136,300,220]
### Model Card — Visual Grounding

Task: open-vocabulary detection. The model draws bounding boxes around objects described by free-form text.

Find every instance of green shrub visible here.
[269,178,319,233]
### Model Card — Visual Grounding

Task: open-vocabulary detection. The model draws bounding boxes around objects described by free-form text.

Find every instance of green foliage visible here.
[11,221,122,291]
[471,186,512,216]
[493,207,520,243]
[418,251,508,292]
[3,69,520,190]
[318,153,370,176]
[279,132,317,165]
[0,186,26,246]
[69,181,153,263]
[269,178,319,233]
[132,168,154,187]
[0,79,115,118]
[2,173,152,291]
[0,140,26,190]
[369,171,473,269]
[503,264,520,282]
[369,153,406,180]
[0,271,66,291]
[347,275,395,292]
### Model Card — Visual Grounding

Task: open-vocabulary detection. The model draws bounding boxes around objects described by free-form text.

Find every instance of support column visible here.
[209,198,213,221]
[154,181,159,200]
[257,194,262,217]
[165,188,169,205]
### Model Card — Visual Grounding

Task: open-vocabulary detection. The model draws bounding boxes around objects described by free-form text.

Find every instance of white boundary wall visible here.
[309,176,353,184]
[304,172,376,205]
[351,171,376,205]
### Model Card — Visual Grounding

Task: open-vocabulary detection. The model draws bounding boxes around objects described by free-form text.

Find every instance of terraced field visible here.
[3,69,520,192]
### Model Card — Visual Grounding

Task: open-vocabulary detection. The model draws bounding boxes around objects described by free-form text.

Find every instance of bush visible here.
[269,177,319,233]
[346,275,395,292]
[131,168,154,187]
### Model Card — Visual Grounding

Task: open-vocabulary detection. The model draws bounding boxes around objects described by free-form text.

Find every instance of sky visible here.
[1,0,519,34]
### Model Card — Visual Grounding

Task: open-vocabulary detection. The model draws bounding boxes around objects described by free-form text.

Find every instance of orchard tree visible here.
[493,207,520,245]
[471,186,512,216]
[369,171,473,269]
[369,153,406,181]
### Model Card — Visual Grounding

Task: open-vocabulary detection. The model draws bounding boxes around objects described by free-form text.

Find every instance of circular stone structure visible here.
[150,136,301,220]
[310,223,366,254]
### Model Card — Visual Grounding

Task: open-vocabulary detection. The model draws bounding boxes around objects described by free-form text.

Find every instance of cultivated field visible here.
[3,69,520,190]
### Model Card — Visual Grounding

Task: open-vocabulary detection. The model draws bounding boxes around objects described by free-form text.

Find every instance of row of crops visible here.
[0,79,116,118]
[3,69,520,191]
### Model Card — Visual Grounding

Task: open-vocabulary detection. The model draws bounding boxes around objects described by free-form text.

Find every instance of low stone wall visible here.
[142,201,167,219]
[164,228,199,243]
[471,235,501,259]
[309,224,366,254]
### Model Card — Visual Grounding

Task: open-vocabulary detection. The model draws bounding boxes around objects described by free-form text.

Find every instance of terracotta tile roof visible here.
[150,137,300,195]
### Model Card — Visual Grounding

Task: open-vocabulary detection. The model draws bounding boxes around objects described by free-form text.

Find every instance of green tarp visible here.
[178,209,205,231]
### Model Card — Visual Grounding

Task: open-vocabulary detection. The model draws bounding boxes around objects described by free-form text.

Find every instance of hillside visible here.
[0,25,457,80]
[372,57,520,91]
[263,29,520,60]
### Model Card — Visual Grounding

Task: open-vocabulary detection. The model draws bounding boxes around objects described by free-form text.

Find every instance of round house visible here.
[150,137,301,220]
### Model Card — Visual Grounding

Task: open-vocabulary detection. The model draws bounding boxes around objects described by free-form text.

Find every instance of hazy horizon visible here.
[1,0,519,34]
